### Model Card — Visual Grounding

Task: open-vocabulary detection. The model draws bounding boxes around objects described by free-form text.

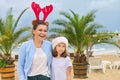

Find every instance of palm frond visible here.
[13,27,31,41]
[0,7,30,66]
[52,19,68,27]
[50,10,120,56]
[0,19,5,34]
[12,7,29,32]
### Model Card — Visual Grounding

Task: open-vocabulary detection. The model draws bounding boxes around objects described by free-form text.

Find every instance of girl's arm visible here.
[66,66,72,80]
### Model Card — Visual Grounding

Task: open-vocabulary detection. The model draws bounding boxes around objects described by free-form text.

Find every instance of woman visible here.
[18,20,52,80]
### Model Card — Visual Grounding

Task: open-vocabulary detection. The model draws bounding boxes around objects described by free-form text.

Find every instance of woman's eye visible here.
[44,30,47,32]
[39,29,47,32]
[39,29,42,31]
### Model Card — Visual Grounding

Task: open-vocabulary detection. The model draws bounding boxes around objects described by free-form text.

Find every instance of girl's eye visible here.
[57,45,61,47]
[57,45,65,47]
[62,45,65,47]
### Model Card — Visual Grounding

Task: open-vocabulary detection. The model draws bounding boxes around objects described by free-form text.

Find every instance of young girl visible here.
[52,36,72,80]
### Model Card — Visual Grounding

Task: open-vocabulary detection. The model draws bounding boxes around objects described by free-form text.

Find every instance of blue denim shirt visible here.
[18,39,52,80]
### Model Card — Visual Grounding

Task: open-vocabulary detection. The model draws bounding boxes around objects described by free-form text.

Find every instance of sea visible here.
[68,43,120,56]
[12,43,120,56]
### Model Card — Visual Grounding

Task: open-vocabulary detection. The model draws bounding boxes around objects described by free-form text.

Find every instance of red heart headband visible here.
[31,2,53,21]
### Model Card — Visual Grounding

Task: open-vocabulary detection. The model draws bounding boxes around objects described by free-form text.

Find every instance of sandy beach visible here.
[73,54,120,80]
[13,54,120,80]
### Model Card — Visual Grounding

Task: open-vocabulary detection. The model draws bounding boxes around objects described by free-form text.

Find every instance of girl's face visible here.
[33,24,48,41]
[56,42,66,56]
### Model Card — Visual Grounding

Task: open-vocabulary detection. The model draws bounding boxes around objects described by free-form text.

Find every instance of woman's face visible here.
[33,24,48,41]
[56,43,66,56]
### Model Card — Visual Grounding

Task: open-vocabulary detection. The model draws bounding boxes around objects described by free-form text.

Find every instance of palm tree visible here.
[0,8,31,67]
[87,32,119,57]
[49,10,120,78]
[49,10,104,62]
[49,10,120,61]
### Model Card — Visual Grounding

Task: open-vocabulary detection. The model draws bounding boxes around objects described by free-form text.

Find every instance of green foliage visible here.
[50,10,101,53]
[0,8,31,67]
[0,59,7,67]
[49,10,120,63]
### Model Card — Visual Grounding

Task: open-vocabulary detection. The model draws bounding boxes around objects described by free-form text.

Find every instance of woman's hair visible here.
[52,47,68,57]
[32,20,49,30]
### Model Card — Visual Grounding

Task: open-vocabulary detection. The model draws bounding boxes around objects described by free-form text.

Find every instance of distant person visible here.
[52,36,72,80]
[18,20,52,80]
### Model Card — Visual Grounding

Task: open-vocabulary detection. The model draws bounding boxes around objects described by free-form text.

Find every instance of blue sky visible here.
[0,0,120,32]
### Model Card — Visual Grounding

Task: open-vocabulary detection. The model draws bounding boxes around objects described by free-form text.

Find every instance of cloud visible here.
[0,0,56,11]
[0,0,119,32]
[89,0,120,10]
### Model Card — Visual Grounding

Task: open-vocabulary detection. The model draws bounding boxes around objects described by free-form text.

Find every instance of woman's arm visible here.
[18,43,26,80]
